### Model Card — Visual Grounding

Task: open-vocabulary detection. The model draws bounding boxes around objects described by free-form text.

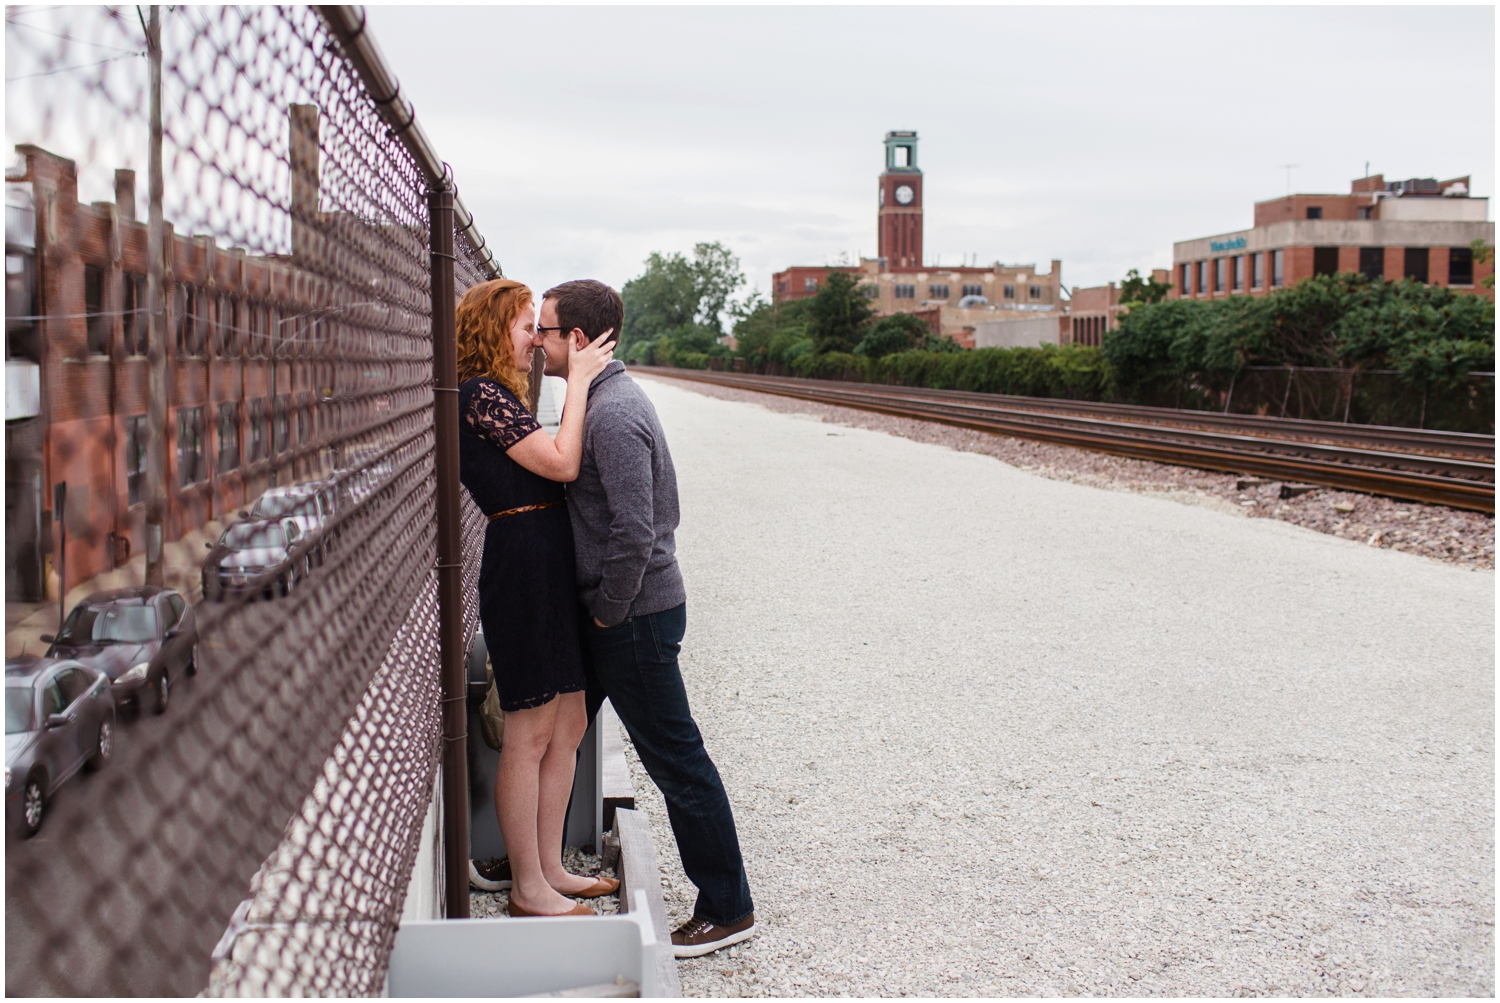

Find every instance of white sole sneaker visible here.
[469,859,512,892]
[672,922,755,959]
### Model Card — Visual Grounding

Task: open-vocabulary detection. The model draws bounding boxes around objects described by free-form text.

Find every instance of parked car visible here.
[6,656,116,837]
[201,518,309,602]
[41,586,197,715]
[250,481,336,537]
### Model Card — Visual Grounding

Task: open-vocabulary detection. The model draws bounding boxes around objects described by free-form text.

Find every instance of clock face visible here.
[894,184,915,205]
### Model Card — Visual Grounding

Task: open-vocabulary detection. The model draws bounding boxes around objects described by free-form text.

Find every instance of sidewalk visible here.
[5,520,228,659]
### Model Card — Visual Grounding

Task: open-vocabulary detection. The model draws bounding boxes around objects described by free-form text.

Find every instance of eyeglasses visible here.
[535,325,568,335]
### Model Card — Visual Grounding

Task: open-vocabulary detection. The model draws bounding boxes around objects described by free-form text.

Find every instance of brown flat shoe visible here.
[568,875,620,899]
[507,898,595,918]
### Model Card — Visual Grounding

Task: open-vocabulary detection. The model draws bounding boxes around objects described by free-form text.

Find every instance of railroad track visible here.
[644,368,1496,513]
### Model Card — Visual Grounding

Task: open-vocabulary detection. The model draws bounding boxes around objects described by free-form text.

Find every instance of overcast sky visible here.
[365,5,1495,300]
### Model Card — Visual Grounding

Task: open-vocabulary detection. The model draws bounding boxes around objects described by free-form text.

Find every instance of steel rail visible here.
[647,369,1496,513]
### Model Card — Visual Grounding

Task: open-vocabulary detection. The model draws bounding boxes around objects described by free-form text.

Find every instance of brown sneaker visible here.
[671,913,755,958]
[469,858,511,892]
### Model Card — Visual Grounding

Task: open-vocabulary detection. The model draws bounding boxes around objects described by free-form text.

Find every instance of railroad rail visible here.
[643,368,1496,513]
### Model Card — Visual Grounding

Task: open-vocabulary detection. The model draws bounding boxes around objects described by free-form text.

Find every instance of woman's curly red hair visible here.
[456,278,533,405]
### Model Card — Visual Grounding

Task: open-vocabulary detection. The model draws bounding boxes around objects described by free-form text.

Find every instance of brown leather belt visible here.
[488,500,564,522]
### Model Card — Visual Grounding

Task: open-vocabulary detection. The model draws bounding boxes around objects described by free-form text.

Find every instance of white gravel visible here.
[622,376,1494,998]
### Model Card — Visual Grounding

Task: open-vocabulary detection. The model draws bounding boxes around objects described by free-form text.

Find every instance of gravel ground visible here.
[468,847,619,918]
[638,375,1494,571]
[621,376,1494,998]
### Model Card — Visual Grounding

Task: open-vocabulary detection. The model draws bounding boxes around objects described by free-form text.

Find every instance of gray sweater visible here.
[568,362,686,626]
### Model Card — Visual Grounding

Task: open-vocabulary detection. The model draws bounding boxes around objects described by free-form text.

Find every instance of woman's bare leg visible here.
[535,691,598,894]
[496,699,579,915]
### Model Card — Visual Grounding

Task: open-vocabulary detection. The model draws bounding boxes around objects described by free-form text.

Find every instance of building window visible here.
[273,395,291,454]
[297,404,311,445]
[1214,258,1225,293]
[1234,256,1245,290]
[1404,247,1429,282]
[1002,285,1015,299]
[125,415,148,506]
[1252,253,1264,288]
[803,277,818,292]
[177,406,206,487]
[248,399,268,462]
[216,402,240,474]
[175,285,208,356]
[1359,247,1384,281]
[961,284,983,298]
[1271,250,1284,287]
[894,284,916,300]
[1448,246,1474,285]
[122,274,144,356]
[929,284,949,300]
[1196,261,1207,296]
[1180,263,1190,295]
[213,294,237,356]
[1313,247,1339,277]
[861,285,878,299]
[1306,206,1323,220]
[1358,206,1374,220]
[84,265,109,355]
[1028,285,1041,300]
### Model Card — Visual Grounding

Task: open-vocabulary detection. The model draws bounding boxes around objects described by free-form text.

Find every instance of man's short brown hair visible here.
[544,279,624,347]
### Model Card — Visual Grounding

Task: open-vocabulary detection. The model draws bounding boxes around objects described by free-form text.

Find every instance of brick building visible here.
[4,115,407,601]
[770,131,1066,348]
[1171,174,1495,301]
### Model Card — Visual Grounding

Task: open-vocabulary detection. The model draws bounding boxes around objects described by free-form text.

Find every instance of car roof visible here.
[259,482,328,499]
[82,585,168,606]
[6,657,80,683]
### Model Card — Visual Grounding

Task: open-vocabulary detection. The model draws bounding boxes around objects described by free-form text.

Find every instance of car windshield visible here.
[6,687,34,734]
[222,524,286,549]
[56,604,159,645]
[252,493,317,518]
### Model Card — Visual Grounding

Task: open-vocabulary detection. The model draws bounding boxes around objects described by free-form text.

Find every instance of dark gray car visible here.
[5,657,116,837]
[41,586,198,715]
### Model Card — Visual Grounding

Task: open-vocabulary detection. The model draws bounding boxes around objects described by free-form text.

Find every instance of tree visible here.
[1472,239,1495,292]
[618,242,746,363]
[806,270,874,354]
[854,312,929,357]
[1119,268,1171,305]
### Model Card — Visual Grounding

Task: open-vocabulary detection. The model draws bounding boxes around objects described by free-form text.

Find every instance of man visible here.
[537,279,755,958]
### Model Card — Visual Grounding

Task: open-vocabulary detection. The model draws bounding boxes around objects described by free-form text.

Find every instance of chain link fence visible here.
[6,5,492,994]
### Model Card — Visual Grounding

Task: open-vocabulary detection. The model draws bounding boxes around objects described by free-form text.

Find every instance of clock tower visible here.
[878,130,922,269]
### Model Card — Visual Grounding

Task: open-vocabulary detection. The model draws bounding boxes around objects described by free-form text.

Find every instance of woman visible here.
[455,278,616,917]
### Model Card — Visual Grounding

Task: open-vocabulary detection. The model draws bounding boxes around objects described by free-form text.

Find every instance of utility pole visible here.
[144,5,166,587]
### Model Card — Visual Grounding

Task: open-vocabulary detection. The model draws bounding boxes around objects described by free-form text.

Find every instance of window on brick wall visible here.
[1271,250,1284,287]
[248,398,267,462]
[1028,285,1041,299]
[273,395,290,454]
[1448,247,1474,285]
[1313,247,1339,277]
[125,414,148,506]
[803,277,818,292]
[1359,247,1384,281]
[929,284,949,299]
[1404,248,1429,282]
[216,402,240,474]
[1180,263,1190,294]
[1233,256,1244,290]
[177,406,206,487]
[1358,205,1374,220]
[297,404,311,445]
[961,284,983,297]
[84,265,109,355]
[894,284,916,299]
[1306,206,1322,219]
[1003,285,1015,299]
[1252,254,1264,288]
[861,285,878,299]
[121,274,144,356]
[1196,261,1207,295]
[1214,258,1225,292]
[175,285,207,356]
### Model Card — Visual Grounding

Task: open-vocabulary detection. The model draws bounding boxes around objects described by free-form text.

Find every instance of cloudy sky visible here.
[365,5,1494,299]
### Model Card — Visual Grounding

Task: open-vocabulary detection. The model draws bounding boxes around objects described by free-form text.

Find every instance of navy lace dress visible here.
[458,377,586,712]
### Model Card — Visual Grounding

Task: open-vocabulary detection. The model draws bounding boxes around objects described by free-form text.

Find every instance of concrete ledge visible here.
[601,700,635,832]
[614,808,680,997]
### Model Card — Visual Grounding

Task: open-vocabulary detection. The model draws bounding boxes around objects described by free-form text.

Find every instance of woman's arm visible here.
[506,331,613,482]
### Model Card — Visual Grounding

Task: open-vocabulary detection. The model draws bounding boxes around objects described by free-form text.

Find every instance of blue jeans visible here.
[584,602,754,926]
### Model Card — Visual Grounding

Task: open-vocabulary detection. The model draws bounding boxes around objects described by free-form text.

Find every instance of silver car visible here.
[5,657,116,838]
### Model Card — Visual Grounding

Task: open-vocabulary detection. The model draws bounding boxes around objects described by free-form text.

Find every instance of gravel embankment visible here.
[623,376,1494,998]
[469,847,618,918]
[638,375,1494,571]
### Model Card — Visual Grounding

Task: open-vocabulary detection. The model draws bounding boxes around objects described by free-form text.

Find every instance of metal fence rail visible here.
[5,5,490,994]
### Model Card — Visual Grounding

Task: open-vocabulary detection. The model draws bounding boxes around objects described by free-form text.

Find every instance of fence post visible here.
[144,4,166,587]
[428,181,469,919]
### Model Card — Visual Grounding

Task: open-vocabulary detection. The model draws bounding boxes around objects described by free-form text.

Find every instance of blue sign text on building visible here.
[1210,237,1247,253]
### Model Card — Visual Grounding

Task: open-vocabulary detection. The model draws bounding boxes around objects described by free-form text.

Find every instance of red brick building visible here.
[1171,174,1494,301]
[5,131,392,601]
